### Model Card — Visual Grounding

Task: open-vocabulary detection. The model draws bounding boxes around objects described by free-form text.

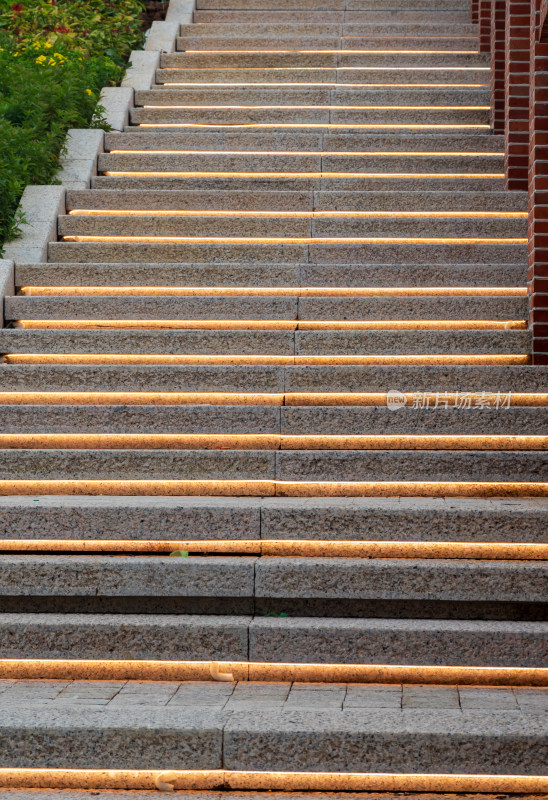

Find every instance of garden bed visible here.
[0,0,156,251]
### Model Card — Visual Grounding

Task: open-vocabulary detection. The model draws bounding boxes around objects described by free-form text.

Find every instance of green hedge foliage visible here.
[0,0,145,251]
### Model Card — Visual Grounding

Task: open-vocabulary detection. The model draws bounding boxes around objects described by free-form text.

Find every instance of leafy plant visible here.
[0,0,145,250]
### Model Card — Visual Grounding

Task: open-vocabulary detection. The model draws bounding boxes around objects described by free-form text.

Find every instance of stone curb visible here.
[0,259,15,328]
[1,0,195,264]
[57,129,105,191]
[2,186,66,267]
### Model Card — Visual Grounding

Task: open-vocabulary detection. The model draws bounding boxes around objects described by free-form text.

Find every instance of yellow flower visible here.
[32,42,41,50]
[47,58,56,66]
[35,55,46,64]
[44,42,53,49]
[85,89,94,96]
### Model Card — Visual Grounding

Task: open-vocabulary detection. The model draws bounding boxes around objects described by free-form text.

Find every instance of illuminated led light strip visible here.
[0,392,546,407]
[138,123,491,129]
[161,66,490,71]
[1,539,547,560]
[12,320,527,331]
[180,50,482,54]
[20,287,528,297]
[0,659,546,686]
[107,150,504,157]
[161,82,490,87]
[0,480,545,498]
[61,235,519,244]
[66,210,523,218]
[0,433,545,451]
[142,104,490,109]
[0,769,547,793]
[102,172,505,179]
[2,354,531,366]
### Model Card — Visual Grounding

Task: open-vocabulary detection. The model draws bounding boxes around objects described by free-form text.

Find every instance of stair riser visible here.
[57,218,524,239]
[0,450,545,482]
[192,11,471,23]
[130,108,490,125]
[175,36,482,50]
[2,365,545,393]
[1,406,545,436]
[47,243,526,265]
[1,497,546,543]
[16,262,527,288]
[6,297,528,321]
[105,132,505,153]
[177,22,478,35]
[0,330,531,355]
[157,70,486,85]
[162,52,489,67]
[66,189,524,212]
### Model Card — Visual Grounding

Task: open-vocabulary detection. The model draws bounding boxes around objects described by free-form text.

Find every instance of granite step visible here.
[177,22,478,36]
[155,66,489,85]
[196,0,471,10]
[46,242,526,265]
[104,132,504,153]
[57,215,524,239]
[6,295,528,321]
[0,448,544,483]
[0,496,546,543]
[160,50,490,68]
[0,555,545,618]
[192,10,471,23]
[0,329,531,355]
[15,260,527,287]
[1,689,547,776]
[0,613,546,666]
[1,405,545,436]
[162,52,489,69]
[92,176,507,193]
[97,152,502,176]
[2,364,546,393]
[66,189,525,213]
[175,36,481,51]
[130,106,490,126]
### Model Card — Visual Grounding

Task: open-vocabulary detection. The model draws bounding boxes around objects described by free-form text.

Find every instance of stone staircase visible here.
[0,0,547,788]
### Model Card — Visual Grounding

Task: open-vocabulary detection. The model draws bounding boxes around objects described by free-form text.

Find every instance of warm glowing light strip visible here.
[61,235,519,244]
[138,123,491,130]
[0,434,545,451]
[162,82,490,88]
[142,104,490,110]
[0,392,546,407]
[162,66,490,71]
[20,287,528,297]
[0,659,546,687]
[2,539,546,560]
[3,354,530,366]
[66,210,523,218]
[102,172,504,180]
[1,769,547,793]
[13,320,527,331]
[0,480,545,498]
[108,150,502,157]
[181,50,481,54]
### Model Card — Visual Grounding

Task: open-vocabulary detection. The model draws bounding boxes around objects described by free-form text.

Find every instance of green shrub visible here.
[0,0,145,251]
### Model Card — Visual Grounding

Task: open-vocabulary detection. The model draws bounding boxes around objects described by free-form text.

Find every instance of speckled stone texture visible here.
[0,497,261,540]
[249,618,548,667]
[222,709,548,774]
[0,614,250,659]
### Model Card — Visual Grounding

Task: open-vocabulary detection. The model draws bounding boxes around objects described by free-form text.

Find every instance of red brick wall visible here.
[505,1,531,191]
[471,0,479,24]
[479,0,492,52]
[490,1,506,133]
[528,0,548,362]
